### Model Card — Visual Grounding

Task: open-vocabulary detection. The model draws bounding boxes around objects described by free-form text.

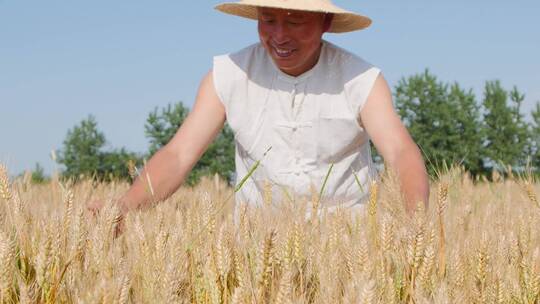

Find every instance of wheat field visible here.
[0,164,539,304]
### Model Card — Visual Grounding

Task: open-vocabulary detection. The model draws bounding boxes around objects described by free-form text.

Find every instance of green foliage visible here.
[58,115,142,181]
[394,72,535,176]
[145,103,190,156]
[531,102,540,169]
[481,81,529,170]
[144,102,235,185]
[447,83,485,174]
[98,148,141,181]
[394,70,484,176]
[188,123,235,184]
[31,163,48,184]
[58,115,105,179]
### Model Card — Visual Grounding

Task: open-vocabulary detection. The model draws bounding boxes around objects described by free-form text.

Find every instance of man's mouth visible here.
[272,46,295,58]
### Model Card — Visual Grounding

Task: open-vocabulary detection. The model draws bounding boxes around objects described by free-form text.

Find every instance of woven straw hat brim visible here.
[215,1,372,33]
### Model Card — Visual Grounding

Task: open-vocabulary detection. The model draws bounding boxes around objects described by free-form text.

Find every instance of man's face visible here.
[257,7,326,77]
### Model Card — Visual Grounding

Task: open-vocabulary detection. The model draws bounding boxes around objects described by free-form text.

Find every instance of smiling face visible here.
[257,7,328,77]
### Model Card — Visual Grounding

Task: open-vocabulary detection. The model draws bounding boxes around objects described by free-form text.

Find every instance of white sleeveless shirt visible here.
[213,40,380,211]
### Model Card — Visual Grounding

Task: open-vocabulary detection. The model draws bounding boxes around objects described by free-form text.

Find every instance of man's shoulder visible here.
[323,41,376,72]
[215,43,265,65]
[322,41,379,85]
[214,43,270,82]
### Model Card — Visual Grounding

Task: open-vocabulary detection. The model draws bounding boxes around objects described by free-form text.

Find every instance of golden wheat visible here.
[0,164,539,303]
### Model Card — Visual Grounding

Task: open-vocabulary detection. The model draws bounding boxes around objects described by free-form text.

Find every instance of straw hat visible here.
[215,0,372,33]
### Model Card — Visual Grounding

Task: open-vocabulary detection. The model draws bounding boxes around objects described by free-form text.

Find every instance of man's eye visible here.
[262,19,275,24]
[288,21,304,26]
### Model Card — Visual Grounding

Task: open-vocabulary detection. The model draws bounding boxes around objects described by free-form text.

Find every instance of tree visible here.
[189,123,235,183]
[447,84,485,175]
[58,116,141,181]
[482,81,529,171]
[31,163,47,184]
[98,148,141,181]
[144,102,235,185]
[394,70,484,176]
[58,115,106,179]
[531,102,540,170]
[145,103,190,156]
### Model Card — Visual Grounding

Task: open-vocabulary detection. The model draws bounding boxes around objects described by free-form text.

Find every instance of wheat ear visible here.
[0,164,12,202]
[437,182,448,278]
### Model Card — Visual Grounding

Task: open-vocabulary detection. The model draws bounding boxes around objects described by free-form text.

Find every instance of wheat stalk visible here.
[257,230,276,302]
[317,163,334,207]
[360,279,376,304]
[0,165,12,202]
[525,183,539,209]
[274,263,292,304]
[118,273,131,304]
[0,230,15,302]
[475,235,489,301]
[62,187,74,252]
[368,181,379,247]
[437,182,448,278]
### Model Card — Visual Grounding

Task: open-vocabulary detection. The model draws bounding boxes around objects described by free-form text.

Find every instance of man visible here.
[89,0,429,218]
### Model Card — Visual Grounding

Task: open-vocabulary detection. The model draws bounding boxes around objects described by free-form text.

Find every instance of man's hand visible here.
[87,199,127,237]
[87,199,106,217]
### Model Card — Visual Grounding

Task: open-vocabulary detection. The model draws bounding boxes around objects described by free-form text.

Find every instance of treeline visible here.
[33,70,539,184]
[393,70,538,176]
[52,103,235,185]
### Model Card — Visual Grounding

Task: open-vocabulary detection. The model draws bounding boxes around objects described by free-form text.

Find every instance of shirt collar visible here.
[268,40,327,85]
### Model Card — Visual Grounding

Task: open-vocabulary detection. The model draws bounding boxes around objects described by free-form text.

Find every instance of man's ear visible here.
[322,13,334,33]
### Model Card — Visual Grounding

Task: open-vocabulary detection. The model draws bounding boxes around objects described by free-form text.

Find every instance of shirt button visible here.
[292,127,297,132]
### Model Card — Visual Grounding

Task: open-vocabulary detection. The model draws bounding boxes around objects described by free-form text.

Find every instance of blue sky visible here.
[1,1,539,175]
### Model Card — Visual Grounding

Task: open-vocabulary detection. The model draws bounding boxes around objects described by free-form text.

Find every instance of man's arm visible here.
[107,70,226,214]
[360,74,429,214]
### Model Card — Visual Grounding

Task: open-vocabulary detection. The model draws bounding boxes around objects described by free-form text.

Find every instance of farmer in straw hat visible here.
[89,0,429,218]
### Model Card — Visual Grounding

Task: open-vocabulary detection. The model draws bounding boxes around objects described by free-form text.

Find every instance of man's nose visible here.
[272,22,290,44]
